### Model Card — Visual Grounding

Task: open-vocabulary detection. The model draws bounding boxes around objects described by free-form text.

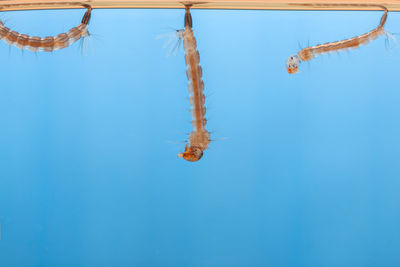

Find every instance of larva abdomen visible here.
[0,5,91,52]
[287,5,388,74]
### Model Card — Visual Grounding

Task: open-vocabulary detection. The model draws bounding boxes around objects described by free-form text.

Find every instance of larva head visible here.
[286,55,301,74]
[178,146,203,162]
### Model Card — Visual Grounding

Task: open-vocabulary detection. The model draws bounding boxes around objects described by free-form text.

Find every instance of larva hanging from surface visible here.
[286,4,388,74]
[178,5,210,162]
[0,4,92,52]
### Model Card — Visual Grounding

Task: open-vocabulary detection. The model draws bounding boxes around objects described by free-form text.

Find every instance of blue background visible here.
[0,7,399,266]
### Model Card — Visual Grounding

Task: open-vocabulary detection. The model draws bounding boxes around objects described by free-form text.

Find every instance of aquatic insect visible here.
[178,5,210,162]
[286,4,388,74]
[0,4,92,52]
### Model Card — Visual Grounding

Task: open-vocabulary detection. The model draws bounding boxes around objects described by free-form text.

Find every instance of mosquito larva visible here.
[286,4,388,74]
[0,4,92,52]
[178,5,210,162]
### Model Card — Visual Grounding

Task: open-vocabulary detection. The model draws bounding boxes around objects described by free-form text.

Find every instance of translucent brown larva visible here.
[286,4,388,74]
[178,5,210,162]
[0,4,92,52]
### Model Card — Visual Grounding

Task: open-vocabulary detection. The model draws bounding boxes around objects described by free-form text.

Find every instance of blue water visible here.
[0,8,400,266]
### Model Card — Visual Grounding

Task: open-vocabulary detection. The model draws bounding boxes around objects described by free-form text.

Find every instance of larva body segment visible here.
[28,36,41,51]
[54,33,69,49]
[0,4,92,52]
[178,6,210,162]
[41,37,55,52]
[0,25,9,39]
[286,5,388,74]
[16,34,29,49]
[67,25,86,41]
[5,31,19,45]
